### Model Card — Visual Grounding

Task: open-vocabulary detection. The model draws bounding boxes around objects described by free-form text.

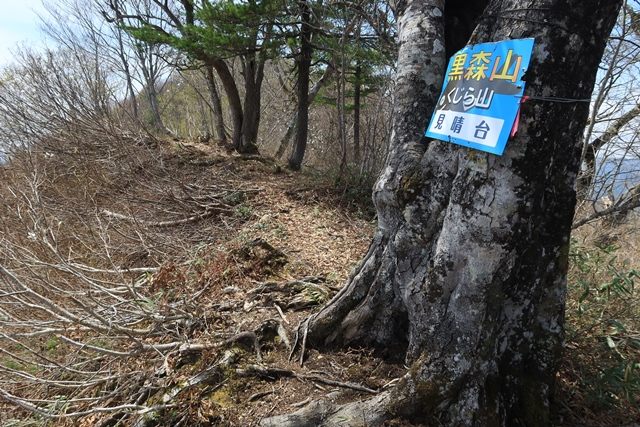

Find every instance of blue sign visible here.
[425,38,535,155]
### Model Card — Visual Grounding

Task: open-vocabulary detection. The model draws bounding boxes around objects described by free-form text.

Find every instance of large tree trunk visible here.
[240,56,263,155]
[212,59,243,151]
[264,0,621,425]
[205,65,227,144]
[288,0,313,171]
[144,77,168,134]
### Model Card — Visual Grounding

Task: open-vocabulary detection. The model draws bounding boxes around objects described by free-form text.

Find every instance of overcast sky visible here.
[0,0,46,66]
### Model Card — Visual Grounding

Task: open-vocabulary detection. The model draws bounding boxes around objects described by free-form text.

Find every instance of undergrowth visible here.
[304,163,378,219]
[559,239,640,424]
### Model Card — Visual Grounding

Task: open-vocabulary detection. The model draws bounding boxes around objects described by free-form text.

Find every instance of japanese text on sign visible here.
[425,38,534,155]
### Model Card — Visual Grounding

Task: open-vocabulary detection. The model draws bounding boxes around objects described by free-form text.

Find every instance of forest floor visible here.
[0,137,638,426]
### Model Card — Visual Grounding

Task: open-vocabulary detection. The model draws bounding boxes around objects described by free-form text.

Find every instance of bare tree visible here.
[40,0,151,127]
[575,3,640,225]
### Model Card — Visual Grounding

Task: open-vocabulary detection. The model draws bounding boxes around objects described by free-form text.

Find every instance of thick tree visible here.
[263,0,622,425]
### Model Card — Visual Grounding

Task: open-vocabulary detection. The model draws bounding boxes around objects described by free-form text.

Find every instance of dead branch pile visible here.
[0,127,383,426]
[0,131,271,421]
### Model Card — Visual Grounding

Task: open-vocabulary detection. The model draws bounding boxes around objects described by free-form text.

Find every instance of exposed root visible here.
[248,276,335,312]
[260,392,391,427]
[132,356,381,425]
[236,365,378,394]
[0,130,380,424]
[299,317,310,366]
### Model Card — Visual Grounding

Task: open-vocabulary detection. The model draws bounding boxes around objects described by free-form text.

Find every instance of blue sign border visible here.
[425,38,535,155]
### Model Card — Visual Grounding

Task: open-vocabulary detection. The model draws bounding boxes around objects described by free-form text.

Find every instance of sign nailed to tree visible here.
[425,38,535,155]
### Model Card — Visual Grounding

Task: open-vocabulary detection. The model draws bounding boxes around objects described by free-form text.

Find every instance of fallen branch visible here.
[0,386,175,419]
[573,184,640,228]
[236,364,378,394]
[260,392,391,427]
[68,262,160,274]
[248,390,275,402]
[101,207,228,228]
[302,373,377,394]
[274,303,289,324]
[299,318,310,367]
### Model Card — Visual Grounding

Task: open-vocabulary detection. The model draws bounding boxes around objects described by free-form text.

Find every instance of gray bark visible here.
[212,59,244,151]
[336,65,348,178]
[278,14,361,163]
[265,0,622,425]
[212,56,262,154]
[145,78,166,133]
[205,66,227,144]
[240,55,263,155]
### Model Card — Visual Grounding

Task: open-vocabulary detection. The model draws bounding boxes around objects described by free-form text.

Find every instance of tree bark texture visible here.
[205,65,227,144]
[288,0,313,171]
[276,12,361,161]
[241,54,263,155]
[265,0,621,425]
[212,57,263,154]
[336,64,348,178]
[212,59,244,151]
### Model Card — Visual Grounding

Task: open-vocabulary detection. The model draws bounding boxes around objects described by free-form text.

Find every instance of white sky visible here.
[0,0,46,66]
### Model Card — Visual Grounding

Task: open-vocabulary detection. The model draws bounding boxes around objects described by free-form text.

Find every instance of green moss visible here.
[408,358,449,413]
[209,387,234,408]
[45,336,60,352]
[413,378,443,402]
[2,359,40,374]
[399,170,422,206]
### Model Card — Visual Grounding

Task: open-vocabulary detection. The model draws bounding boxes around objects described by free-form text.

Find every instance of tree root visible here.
[248,277,335,312]
[236,364,378,394]
[260,392,391,427]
